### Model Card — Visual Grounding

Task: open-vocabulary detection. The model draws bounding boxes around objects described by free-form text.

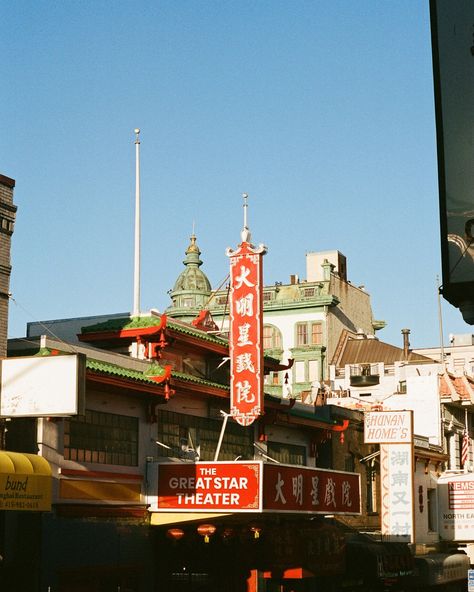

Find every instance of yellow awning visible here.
[150,512,232,526]
[0,451,52,476]
[0,451,52,512]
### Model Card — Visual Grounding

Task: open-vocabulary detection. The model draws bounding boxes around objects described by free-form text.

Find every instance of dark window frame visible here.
[64,409,139,467]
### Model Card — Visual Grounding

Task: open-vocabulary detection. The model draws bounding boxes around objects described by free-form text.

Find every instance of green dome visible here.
[166,234,212,319]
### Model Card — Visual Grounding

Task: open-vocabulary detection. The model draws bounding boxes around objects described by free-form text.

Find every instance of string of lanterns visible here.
[167,522,263,543]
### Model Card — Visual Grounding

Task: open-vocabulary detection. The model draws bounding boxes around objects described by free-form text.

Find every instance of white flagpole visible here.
[133,128,141,317]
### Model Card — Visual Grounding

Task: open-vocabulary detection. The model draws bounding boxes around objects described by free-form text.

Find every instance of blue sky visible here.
[2,1,472,349]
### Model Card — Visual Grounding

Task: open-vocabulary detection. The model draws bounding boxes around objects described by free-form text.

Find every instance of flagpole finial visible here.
[134,128,140,144]
[241,193,251,243]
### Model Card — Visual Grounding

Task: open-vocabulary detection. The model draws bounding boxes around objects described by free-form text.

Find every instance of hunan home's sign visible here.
[364,410,413,444]
[153,462,361,515]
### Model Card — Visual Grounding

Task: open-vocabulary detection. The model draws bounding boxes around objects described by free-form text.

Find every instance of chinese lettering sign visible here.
[152,462,360,515]
[227,241,266,426]
[263,464,360,515]
[380,444,414,543]
[154,461,262,512]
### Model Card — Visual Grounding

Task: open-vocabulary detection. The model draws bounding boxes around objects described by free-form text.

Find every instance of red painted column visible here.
[247,569,258,592]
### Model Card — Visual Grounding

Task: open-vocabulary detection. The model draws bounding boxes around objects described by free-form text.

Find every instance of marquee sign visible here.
[153,462,361,515]
[263,464,360,515]
[155,461,262,512]
[226,240,266,426]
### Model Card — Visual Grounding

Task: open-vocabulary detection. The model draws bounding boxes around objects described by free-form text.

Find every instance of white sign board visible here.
[380,444,414,543]
[364,410,413,444]
[0,354,86,417]
[438,473,474,541]
[468,569,474,592]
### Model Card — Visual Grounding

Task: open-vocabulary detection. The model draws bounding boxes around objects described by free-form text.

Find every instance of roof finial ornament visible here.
[241,192,252,244]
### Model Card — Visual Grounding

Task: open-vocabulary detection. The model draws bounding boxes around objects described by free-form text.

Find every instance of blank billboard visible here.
[0,354,86,417]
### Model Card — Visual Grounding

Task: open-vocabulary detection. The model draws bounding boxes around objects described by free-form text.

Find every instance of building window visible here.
[296,323,308,345]
[295,361,305,382]
[296,322,323,346]
[263,325,282,350]
[366,460,378,514]
[311,323,322,345]
[427,488,437,531]
[64,410,138,466]
[308,360,319,382]
[156,410,254,462]
[267,442,306,466]
[398,380,407,394]
[182,297,195,307]
[345,453,355,473]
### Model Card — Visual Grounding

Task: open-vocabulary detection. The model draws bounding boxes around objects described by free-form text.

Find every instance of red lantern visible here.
[167,528,185,541]
[222,527,235,540]
[197,523,216,543]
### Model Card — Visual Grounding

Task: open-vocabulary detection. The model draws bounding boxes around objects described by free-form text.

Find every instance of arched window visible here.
[263,325,282,350]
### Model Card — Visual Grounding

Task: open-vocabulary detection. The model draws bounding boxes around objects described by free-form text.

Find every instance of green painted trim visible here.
[87,359,229,390]
[80,315,230,348]
[87,359,160,384]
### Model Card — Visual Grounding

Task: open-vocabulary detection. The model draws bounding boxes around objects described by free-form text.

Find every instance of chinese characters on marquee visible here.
[153,462,361,515]
[227,241,266,426]
[263,464,360,514]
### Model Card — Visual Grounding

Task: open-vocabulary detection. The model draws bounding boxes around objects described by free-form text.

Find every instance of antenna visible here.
[133,128,141,317]
[240,193,252,243]
[437,275,445,366]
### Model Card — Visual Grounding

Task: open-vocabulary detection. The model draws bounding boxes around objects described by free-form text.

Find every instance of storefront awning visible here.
[0,451,52,511]
[0,451,52,476]
[151,512,232,526]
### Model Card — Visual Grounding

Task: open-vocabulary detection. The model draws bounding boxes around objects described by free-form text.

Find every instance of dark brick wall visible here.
[0,175,16,357]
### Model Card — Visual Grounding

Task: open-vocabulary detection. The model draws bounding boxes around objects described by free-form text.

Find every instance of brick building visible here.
[0,174,16,357]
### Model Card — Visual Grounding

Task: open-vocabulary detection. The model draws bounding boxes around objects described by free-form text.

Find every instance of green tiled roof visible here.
[81,315,229,347]
[171,370,230,391]
[86,359,159,384]
[86,359,228,391]
[81,317,162,333]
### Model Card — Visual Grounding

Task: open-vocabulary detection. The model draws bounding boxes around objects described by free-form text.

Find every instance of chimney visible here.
[401,328,411,360]
[290,274,299,285]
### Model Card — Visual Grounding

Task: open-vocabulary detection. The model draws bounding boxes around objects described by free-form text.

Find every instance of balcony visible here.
[350,374,380,387]
[349,364,380,387]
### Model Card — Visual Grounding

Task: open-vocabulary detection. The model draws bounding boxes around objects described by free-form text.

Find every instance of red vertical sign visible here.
[227,241,266,426]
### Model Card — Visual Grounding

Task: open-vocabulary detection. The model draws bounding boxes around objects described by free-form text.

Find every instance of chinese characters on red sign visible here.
[263,464,360,514]
[154,462,361,515]
[227,241,266,426]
